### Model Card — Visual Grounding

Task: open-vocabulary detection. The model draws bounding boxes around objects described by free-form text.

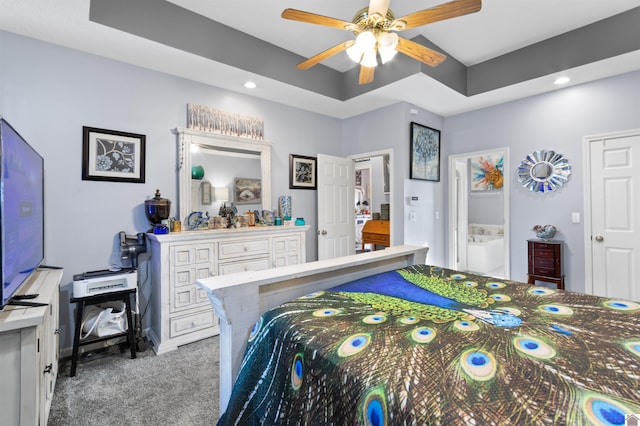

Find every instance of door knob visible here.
[318,230,327,235]
[595,235,604,242]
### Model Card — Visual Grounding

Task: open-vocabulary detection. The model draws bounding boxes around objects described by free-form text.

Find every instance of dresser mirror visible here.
[516,149,571,193]
[175,128,272,222]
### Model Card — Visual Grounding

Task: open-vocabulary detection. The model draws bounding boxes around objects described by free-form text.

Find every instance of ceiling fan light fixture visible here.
[378,31,398,49]
[356,30,377,51]
[361,49,378,67]
[378,46,397,64]
[377,31,398,63]
[346,43,364,63]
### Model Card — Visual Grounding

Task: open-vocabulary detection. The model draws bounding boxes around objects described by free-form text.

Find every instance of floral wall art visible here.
[81,126,146,183]
[470,155,504,191]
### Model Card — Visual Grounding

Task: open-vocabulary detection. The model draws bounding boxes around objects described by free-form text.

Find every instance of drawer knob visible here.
[594,235,604,242]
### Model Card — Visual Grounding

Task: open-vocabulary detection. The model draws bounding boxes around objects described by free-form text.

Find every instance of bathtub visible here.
[467,235,504,275]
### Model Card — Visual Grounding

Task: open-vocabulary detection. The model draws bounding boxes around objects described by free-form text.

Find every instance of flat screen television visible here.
[0,117,45,310]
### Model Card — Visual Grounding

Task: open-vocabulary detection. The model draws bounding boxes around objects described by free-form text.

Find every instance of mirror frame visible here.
[175,128,272,222]
[516,149,571,193]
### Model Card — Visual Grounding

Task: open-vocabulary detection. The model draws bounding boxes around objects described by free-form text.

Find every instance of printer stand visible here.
[70,288,137,377]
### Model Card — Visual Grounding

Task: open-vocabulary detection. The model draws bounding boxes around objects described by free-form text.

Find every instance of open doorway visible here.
[448,148,510,278]
[351,150,392,253]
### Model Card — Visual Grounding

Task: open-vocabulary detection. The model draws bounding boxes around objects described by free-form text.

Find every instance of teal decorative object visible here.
[191,165,204,180]
[295,218,305,226]
[533,224,557,240]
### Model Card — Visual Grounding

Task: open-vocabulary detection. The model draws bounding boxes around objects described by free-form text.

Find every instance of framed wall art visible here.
[410,122,440,182]
[82,126,146,183]
[470,155,504,191]
[289,154,317,189]
[234,177,262,204]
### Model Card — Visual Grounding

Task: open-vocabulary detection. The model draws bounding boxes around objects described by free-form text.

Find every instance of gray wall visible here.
[342,104,446,265]
[443,70,640,290]
[1,31,342,352]
[468,191,504,225]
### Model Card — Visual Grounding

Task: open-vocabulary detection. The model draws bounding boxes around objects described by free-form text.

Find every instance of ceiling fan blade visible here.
[368,0,390,20]
[282,9,353,30]
[396,37,446,67]
[297,42,349,70]
[392,0,481,30]
[359,66,375,85]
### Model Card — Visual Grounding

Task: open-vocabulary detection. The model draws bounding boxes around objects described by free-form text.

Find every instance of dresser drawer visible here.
[219,257,270,275]
[532,265,559,277]
[173,264,215,288]
[218,239,269,260]
[533,257,556,268]
[172,284,211,312]
[170,310,216,338]
[532,247,557,259]
[273,236,301,254]
[171,243,216,267]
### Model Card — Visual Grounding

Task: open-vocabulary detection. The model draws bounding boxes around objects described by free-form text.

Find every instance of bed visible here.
[197,245,640,424]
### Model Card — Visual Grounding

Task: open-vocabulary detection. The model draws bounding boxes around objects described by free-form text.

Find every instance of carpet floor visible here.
[48,336,219,425]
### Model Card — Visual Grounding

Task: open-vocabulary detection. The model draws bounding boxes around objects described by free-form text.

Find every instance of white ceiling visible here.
[1,0,640,118]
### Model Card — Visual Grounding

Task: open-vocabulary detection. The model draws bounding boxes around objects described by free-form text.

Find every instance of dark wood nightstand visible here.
[527,239,564,289]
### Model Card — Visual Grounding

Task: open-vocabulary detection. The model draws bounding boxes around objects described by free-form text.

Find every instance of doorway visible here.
[316,150,393,260]
[352,150,392,253]
[583,128,640,299]
[448,148,510,278]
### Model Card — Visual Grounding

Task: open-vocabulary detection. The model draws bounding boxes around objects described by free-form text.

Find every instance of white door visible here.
[317,154,354,260]
[586,130,640,300]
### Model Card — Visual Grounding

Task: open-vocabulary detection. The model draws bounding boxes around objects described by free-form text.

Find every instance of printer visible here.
[72,269,137,298]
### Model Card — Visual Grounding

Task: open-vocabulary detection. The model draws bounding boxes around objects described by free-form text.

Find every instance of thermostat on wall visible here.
[408,196,421,206]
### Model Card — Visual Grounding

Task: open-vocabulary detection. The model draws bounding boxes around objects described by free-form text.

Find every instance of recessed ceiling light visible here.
[244,81,257,89]
[554,76,571,85]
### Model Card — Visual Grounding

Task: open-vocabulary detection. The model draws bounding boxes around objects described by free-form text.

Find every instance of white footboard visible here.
[197,245,428,414]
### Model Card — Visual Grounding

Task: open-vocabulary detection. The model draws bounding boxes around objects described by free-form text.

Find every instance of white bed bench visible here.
[197,245,428,413]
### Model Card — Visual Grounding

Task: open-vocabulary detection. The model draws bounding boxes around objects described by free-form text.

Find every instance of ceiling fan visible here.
[281,0,481,85]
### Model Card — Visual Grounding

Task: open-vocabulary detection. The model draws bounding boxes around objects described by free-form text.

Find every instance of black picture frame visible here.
[410,122,441,182]
[82,126,146,183]
[289,154,317,189]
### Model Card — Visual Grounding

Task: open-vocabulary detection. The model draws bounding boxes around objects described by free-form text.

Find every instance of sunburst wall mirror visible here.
[517,149,571,193]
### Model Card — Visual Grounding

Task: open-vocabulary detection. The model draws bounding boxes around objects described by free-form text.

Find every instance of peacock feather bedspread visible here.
[218,265,640,425]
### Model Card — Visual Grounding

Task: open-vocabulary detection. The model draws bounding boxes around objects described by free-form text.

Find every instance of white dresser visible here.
[146,226,308,354]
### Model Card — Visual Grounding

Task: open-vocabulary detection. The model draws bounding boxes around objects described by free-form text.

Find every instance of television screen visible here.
[0,118,45,309]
